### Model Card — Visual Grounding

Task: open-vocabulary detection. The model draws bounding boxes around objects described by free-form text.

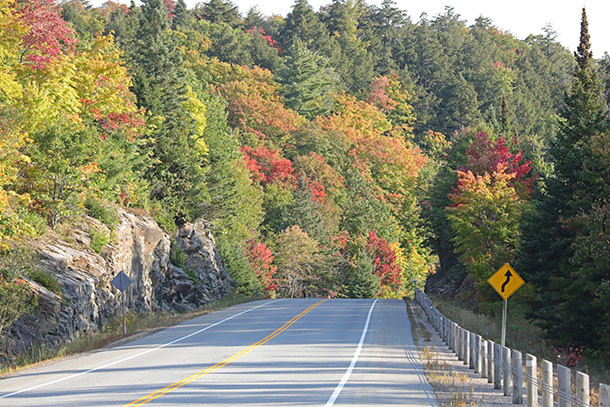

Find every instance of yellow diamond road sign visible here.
[488,263,524,300]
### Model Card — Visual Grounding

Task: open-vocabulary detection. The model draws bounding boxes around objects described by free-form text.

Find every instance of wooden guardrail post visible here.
[476,335,483,374]
[464,330,470,366]
[526,354,538,407]
[481,339,488,379]
[600,384,610,407]
[576,371,589,407]
[494,342,502,390]
[455,323,460,355]
[503,346,512,396]
[447,321,451,350]
[512,349,523,404]
[557,364,571,407]
[453,322,457,352]
[469,332,475,369]
[451,323,456,353]
[488,340,495,384]
[542,359,553,407]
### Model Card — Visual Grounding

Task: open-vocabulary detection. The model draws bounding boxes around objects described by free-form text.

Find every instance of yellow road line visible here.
[125,300,326,406]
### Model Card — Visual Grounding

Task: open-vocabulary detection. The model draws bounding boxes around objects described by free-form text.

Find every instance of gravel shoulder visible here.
[406,299,515,407]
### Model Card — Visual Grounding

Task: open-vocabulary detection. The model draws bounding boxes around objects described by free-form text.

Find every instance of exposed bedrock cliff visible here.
[2,210,236,361]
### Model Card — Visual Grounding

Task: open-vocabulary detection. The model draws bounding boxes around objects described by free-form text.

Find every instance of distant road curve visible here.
[0,298,438,406]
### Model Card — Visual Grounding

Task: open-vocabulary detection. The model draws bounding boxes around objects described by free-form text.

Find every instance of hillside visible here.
[0,0,608,364]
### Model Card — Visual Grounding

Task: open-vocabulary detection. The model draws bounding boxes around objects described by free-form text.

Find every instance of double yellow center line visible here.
[125,300,326,406]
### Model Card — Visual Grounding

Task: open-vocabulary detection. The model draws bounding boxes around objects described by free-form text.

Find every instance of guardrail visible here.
[414,289,610,407]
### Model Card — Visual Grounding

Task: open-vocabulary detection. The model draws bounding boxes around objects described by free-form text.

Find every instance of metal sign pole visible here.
[122,290,126,336]
[111,271,132,338]
[501,298,507,347]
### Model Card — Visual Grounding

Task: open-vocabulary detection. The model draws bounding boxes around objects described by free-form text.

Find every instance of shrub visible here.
[84,196,119,230]
[90,228,110,254]
[184,268,199,285]
[0,247,37,336]
[29,269,61,295]
[170,240,188,268]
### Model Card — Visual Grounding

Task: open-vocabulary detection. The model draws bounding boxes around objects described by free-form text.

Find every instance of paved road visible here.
[0,299,437,406]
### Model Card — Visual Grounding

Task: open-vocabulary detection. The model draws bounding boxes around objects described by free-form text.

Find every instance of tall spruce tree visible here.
[196,0,241,27]
[131,0,207,223]
[517,8,607,348]
[280,0,329,52]
[326,0,373,94]
[277,38,338,119]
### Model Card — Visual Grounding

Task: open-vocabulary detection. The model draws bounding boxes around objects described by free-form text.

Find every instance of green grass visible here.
[1,293,264,375]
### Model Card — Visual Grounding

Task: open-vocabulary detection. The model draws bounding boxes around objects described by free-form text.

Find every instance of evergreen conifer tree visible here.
[196,0,241,27]
[131,0,207,223]
[518,8,607,347]
[277,38,338,119]
[280,0,328,52]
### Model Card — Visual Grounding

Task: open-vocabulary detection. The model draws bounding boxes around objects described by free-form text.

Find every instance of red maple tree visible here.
[366,230,402,296]
[464,132,535,197]
[246,241,277,294]
[18,0,77,70]
[241,146,296,187]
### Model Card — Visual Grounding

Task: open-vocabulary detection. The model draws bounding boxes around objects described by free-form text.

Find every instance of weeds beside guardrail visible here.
[414,289,610,407]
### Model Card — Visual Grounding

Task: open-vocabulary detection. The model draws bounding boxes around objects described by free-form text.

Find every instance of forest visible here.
[0,0,609,361]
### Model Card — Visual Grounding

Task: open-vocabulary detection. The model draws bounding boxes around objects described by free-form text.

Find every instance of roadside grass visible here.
[406,299,480,406]
[433,295,553,360]
[1,294,264,376]
[430,294,610,389]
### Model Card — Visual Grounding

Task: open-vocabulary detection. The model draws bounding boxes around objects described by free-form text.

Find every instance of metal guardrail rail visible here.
[414,289,610,407]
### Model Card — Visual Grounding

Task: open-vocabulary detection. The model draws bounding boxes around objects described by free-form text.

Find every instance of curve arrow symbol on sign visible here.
[501,269,512,292]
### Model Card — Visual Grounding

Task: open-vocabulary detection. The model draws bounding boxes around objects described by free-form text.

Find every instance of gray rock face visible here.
[1,210,236,362]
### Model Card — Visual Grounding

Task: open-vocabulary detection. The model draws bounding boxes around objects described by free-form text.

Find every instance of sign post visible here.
[111,271,132,336]
[487,263,524,347]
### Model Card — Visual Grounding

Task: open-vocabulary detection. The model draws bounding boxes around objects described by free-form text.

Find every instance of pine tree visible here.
[130,0,207,223]
[201,91,264,295]
[243,7,265,30]
[172,0,193,29]
[323,0,374,94]
[277,38,338,119]
[346,250,378,298]
[518,8,607,349]
[363,0,407,75]
[195,0,241,27]
[280,0,328,52]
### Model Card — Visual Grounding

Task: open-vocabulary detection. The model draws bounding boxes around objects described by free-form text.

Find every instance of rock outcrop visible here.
[1,210,236,362]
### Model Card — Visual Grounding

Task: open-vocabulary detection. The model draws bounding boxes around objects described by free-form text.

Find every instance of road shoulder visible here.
[406,299,514,407]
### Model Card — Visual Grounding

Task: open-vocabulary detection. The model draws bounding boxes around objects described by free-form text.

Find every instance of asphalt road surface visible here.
[0,299,438,406]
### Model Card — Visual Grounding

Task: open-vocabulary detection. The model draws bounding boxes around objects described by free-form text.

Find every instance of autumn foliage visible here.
[366,230,402,297]
[246,241,277,294]
[17,0,77,70]
[241,146,296,187]
[464,132,535,197]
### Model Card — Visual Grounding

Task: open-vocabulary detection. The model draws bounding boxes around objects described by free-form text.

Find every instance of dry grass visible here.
[1,294,264,376]
[433,296,554,362]
[431,295,610,405]
[406,299,481,407]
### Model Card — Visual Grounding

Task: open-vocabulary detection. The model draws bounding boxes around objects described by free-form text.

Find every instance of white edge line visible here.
[325,298,378,407]
[0,300,277,400]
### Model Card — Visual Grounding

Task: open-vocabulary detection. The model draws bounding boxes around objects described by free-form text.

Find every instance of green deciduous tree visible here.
[274,225,323,298]
[447,167,524,286]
